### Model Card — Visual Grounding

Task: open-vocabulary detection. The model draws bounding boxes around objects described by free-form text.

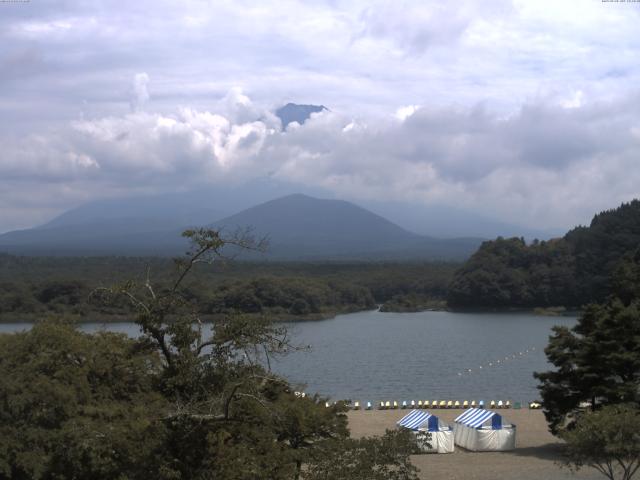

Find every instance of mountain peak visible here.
[210,194,479,260]
[275,103,327,130]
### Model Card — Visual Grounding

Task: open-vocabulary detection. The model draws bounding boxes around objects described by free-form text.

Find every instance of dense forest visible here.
[4,199,638,319]
[0,255,456,321]
[0,230,420,480]
[448,200,640,309]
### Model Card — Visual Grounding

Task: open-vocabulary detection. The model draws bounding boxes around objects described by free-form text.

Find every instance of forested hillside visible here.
[448,200,640,309]
[0,256,455,321]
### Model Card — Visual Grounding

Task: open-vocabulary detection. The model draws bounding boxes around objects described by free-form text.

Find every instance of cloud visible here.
[2,88,640,233]
[1,0,640,232]
[130,73,150,112]
[356,0,513,54]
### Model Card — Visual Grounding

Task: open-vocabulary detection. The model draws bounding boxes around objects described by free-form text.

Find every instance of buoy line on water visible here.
[456,346,540,377]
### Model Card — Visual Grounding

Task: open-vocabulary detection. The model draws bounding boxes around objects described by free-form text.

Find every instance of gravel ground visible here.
[347,409,602,480]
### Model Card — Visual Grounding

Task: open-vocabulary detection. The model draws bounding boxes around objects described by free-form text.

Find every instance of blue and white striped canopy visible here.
[397,410,433,430]
[454,408,500,428]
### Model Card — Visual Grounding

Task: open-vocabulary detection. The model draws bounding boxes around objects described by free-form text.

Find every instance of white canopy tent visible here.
[397,410,454,453]
[453,408,516,451]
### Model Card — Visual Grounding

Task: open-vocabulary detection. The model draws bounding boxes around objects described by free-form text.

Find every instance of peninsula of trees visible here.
[448,200,640,309]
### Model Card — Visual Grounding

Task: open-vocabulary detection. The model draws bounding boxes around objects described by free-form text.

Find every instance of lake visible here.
[0,310,576,404]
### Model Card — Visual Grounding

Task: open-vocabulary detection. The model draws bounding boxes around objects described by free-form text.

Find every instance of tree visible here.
[449,200,640,309]
[0,321,167,480]
[303,429,419,480]
[99,228,420,479]
[560,404,640,480]
[535,250,640,434]
[0,228,424,479]
[272,395,349,480]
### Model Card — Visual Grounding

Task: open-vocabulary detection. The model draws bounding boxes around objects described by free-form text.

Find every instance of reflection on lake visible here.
[0,310,576,403]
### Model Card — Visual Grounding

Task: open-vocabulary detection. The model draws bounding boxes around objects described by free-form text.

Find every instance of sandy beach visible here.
[347,409,602,480]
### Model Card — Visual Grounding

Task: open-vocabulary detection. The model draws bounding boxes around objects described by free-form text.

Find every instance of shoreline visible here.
[0,305,581,325]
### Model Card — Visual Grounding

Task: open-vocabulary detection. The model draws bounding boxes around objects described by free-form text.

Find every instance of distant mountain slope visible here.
[0,220,188,256]
[0,193,226,255]
[0,193,481,260]
[41,194,224,230]
[448,199,640,308]
[213,194,481,260]
[366,200,561,240]
[275,103,327,129]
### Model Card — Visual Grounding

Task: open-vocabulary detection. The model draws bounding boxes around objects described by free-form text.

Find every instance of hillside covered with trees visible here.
[0,256,455,322]
[448,200,640,309]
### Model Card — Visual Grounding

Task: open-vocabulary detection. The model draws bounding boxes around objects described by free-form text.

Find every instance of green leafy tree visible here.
[1,228,424,479]
[101,228,419,479]
[449,200,640,309]
[271,395,349,479]
[303,429,419,480]
[560,404,640,480]
[0,321,167,480]
[535,250,640,434]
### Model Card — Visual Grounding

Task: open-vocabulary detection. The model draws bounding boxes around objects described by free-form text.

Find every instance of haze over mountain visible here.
[0,180,557,239]
[0,192,481,260]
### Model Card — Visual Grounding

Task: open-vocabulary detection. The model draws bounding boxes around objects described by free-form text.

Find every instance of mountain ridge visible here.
[0,193,482,260]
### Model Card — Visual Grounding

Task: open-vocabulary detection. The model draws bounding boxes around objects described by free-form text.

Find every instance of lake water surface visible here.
[1,310,576,404]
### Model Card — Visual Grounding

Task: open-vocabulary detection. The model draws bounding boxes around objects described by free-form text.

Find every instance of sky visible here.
[1,0,640,233]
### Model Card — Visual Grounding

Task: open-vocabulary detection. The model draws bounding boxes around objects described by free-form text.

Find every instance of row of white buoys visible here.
[329,399,540,410]
[351,401,373,410]
[373,399,513,410]
[457,347,538,377]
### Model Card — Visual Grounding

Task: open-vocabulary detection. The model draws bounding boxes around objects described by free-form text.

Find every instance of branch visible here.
[224,383,244,420]
[122,290,151,314]
[195,339,216,356]
[145,266,156,300]
[172,244,212,293]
